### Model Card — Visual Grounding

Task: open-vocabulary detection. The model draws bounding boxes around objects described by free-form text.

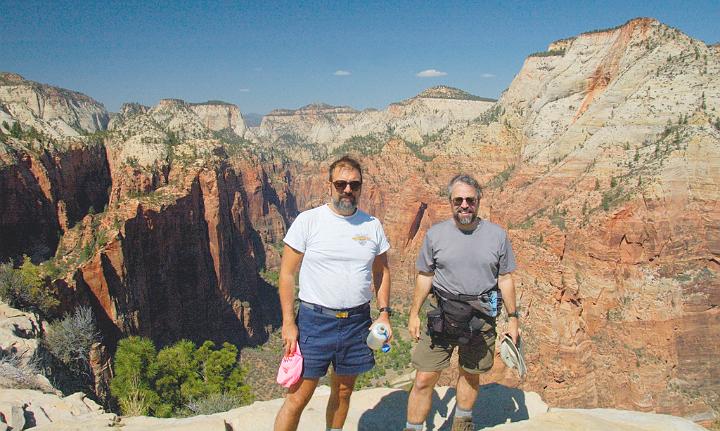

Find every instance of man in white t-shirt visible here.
[274,156,392,431]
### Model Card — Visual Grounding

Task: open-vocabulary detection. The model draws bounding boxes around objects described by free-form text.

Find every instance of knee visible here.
[458,370,480,389]
[285,391,313,412]
[413,373,439,393]
[332,384,354,402]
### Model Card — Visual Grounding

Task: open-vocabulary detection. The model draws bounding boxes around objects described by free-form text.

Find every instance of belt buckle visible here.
[335,311,349,318]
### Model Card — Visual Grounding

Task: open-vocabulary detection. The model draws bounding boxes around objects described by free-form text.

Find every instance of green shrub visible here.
[403,140,434,162]
[111,337,253,417]
[474,105,503,125]
[154,340,202,416]
[111,337,160,416]
[332,134,386,156]
[0,258,59,318]
[527,49,565,57]
[486,165,515,189]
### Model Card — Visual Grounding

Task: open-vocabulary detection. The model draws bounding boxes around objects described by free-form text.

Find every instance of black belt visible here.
[300,301,369,318]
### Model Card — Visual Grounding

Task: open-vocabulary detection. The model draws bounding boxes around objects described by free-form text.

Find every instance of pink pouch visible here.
[276,342,303,388]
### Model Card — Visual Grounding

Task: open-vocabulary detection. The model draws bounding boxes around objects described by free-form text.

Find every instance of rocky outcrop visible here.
[0,384,706,430]
[0,302,57,394]
[190,101,247,136]
[0,73,109,137]
[250,87,495,152]
[0,389,117,430]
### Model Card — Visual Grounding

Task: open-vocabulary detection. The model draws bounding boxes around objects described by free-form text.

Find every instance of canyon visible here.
[0,17,718,426]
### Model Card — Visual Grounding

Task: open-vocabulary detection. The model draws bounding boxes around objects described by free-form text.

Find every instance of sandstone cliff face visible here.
[0,73,109,137]
[0,136,111,262]
[55,125,290,350]
[190,101,247,136]
[435,18,720,420]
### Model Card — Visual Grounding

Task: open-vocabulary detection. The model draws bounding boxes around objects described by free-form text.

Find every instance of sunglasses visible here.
[332,180,362,191]
[452,196,477,207]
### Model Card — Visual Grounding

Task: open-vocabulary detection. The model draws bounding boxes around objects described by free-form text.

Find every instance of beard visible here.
[454,209,477,225]
[333,194,357,215]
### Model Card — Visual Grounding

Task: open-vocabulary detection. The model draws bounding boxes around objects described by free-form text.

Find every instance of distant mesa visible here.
[414,85,496,102]
[263,86,496,117]
[191,100,235,106]
[266,103,359,117]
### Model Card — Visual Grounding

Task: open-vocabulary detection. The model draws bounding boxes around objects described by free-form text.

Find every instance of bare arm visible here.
[279,244,303,356]
[498,272,519,343]
[408,271,434,341]
[372,252,392,339]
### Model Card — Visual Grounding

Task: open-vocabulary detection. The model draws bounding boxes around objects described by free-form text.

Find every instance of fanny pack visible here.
[427,287,501,344]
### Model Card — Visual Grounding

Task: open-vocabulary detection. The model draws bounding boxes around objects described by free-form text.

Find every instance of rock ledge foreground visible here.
[0,384,705,430]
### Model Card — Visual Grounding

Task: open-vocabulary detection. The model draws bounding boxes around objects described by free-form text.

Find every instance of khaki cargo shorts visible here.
[411,318,496,374]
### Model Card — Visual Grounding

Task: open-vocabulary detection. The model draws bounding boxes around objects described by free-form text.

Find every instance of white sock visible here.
[405,422,423,430]
[455,406,473,418]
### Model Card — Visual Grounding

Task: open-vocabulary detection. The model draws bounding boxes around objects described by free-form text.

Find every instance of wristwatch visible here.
[378,306,393,317]
[507,311,519,319]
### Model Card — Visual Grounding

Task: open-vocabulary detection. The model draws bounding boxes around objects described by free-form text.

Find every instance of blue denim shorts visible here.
[297,302,375,378]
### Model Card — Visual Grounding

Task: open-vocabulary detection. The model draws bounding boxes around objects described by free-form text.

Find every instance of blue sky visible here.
[2,1,718,115]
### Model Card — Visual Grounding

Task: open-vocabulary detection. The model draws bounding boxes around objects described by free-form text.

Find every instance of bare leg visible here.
[406,370,441,424]
[274,378,320,431]
[455,368,480,411]
[326,373,358,429]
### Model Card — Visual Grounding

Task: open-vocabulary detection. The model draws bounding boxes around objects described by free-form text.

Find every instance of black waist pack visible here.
[427,288,485,344]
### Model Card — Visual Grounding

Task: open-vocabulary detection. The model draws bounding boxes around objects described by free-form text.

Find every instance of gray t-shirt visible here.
[416,219,516,296]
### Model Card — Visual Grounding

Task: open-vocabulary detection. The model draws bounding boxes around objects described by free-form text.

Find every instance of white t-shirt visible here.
[283,204,391,309]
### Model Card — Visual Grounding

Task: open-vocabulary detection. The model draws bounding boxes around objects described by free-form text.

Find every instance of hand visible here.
[408,313,421,342]
[372,314,393,342]
[505,317,519,345]
[281,322,299,356]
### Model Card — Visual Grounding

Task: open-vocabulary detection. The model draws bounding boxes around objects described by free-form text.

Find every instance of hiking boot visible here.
[451,415,474,431]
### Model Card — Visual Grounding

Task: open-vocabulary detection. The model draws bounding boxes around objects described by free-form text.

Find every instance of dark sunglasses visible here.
[452,196,477,206]
[332,180,362,191]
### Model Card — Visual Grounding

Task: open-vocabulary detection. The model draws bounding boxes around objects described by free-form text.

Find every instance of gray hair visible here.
[447,174,483,199]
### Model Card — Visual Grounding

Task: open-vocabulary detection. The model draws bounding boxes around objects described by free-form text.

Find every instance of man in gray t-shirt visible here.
[416,218,516,296]
[404,174,519,431]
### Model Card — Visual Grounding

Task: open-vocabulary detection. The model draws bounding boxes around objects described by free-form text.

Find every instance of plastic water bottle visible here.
[367,323,391,353]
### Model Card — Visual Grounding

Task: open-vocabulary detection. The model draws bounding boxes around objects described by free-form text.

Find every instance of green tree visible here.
[195,341,250,397]
[111,337,253,417]
[111,337,160,416]
[154,340,202,417]
[9,122,22,138]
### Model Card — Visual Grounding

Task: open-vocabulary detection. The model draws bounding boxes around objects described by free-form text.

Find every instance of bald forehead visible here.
[331,166,361,181]
[451,182,478,198]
